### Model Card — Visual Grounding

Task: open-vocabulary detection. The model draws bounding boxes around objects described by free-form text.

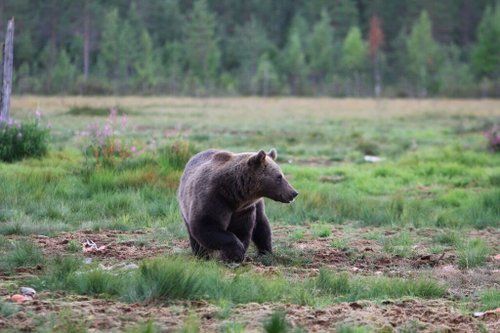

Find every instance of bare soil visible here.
[1,225,498,332]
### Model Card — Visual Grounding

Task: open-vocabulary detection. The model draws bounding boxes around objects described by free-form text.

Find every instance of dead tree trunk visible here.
[0,18,14,122]
[83,1,90,81]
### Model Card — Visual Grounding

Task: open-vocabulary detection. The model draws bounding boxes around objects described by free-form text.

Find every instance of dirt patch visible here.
[30,230,189,262]
[1,294,496,333]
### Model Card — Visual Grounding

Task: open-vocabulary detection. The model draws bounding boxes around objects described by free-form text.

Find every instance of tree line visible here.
[1,0,499,97]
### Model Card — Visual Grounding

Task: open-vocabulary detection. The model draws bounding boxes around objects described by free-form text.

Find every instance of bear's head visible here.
[247,149,298,203]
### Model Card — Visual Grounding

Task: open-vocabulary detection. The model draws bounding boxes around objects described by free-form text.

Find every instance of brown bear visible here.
[178,149,298,262]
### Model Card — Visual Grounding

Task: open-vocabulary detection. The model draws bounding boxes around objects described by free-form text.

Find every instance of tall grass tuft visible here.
[0,240,44,273]
[158,140,197,171]
[263,311,289,333]
[478,288,500,311]
[457,238,490,269]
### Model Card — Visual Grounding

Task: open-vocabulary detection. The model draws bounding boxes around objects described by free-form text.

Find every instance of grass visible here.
[34,256,447,306]
[314,269,446,301]
[0,300,19,317]
[478,288,500,311]
[382,231,415,258]
[330,238,349,250]
[1,98,499,232]
[311,224,332,238]
[336,325,371,333]
[432,230,462,246]
[0,240,45,273]
[457,238,491,269]
[263,311,289,333]
[2,97,499,331]
[66,105,132,116]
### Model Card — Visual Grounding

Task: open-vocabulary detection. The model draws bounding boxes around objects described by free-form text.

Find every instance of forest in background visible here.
[0,0,499,97]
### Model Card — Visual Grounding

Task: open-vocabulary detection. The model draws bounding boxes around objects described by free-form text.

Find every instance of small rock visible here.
[10,294,32,303]
[84,257,93,264]
[20,287,36,297]
[364,155,383,163]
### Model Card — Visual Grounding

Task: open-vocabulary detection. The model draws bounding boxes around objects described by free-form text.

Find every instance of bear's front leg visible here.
[191,218,246,263]
[228,205,256,252]
[252,200,273,254]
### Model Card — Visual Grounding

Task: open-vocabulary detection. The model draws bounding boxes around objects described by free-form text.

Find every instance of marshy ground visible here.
[0,97,499,332]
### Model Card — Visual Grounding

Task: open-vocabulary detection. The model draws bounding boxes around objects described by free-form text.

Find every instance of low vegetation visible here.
[1,97,498,331]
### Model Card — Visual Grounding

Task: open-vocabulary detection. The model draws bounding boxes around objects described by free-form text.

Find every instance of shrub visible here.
[81,107,140,166]
[0,114,49,162]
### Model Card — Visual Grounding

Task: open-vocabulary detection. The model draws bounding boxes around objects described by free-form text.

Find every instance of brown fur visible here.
[178,149,298,262]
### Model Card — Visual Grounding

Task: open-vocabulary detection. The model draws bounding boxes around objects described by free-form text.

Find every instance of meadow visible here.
[0,97,499,332]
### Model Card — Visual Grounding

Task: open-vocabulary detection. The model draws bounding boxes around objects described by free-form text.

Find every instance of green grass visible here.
[126,321,161,333]
[2,104,499,232]
[0,300,19,318]
[263,311,289,333]
[478,288,500,311]
[336,325,371,333]
[457,238,491,269]
[330,238,349,250]
[432,230,462,246]
[382,231,415,258]
[311,224,332,238]
[34,256,446,306]
[314,269,446,301]
[0,240,45,273]
[66,240,81,252]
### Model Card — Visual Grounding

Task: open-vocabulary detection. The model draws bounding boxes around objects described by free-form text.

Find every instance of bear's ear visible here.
[248,150,267,166]
[268,148,277,160]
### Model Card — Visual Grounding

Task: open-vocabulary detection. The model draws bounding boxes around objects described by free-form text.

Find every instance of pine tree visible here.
[98,8,120,80]
[406,11,440,97]
[331,0,359,38]
[184,0,221,87]
[227,17,273,94]
[341,26,367,95]
[281,15,309,95]
[471,5,500,79]
[134,29,160,93]
[52,49,77,94]
[252,53,280,96]
[163,41,185,94]
[308,9,335,85]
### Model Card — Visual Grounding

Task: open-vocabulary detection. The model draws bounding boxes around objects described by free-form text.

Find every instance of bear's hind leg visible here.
[252,200,272,254]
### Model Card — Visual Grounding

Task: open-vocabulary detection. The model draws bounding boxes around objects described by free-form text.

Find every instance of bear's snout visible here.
[283,189,299,203]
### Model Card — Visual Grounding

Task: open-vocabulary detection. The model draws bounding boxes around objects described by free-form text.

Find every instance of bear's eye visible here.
[276,175,283,181]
